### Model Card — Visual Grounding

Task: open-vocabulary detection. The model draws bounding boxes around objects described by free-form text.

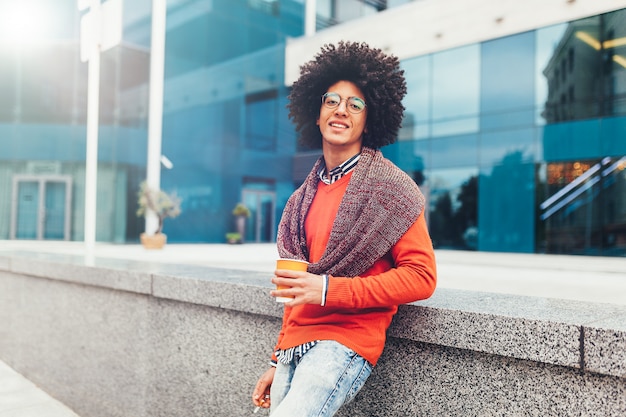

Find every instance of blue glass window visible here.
[431,44,480,137]
[246,90,278,151]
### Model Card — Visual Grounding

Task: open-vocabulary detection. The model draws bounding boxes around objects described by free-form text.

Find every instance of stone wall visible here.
[0,252,624,416]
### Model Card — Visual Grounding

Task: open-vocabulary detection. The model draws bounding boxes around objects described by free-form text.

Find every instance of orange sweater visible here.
[274,173,437,366]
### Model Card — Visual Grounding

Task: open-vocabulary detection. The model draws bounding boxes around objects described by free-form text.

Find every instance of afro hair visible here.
[287,41,407,150]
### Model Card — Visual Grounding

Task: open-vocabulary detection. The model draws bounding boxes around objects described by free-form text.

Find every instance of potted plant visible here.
[136,181,182,249]
[232,202,250,242]
[225,232,242,244]
[232,202,251,218]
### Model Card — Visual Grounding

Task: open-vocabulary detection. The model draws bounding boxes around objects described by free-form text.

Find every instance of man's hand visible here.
[252,367,275,409]
[271,270,324,306]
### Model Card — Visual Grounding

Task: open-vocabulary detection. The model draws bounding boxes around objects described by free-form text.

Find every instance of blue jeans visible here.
[269,340,373,417]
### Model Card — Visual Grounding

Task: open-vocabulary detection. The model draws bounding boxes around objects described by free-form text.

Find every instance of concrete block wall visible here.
[0,251,624,416]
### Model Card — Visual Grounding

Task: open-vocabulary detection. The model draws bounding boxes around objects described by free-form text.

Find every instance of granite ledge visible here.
[582,314,626,378]
[2,252,153,295]
[390,288,626,376]
[1,251,625,378]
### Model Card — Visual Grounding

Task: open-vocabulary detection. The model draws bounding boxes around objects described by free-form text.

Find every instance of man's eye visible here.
[349,99,365,111]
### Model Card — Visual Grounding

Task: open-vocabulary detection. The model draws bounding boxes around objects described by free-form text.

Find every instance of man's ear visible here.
[316,117,320,126]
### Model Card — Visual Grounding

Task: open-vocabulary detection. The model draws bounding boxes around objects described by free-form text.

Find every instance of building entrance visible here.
[241,189,276,243]
[10,175,72,240]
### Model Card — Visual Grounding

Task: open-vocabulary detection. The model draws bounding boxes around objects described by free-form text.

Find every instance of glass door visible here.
[11,175,72,240]
[242,189,276,243]
[44,181,69,239]
[14,180,39,239]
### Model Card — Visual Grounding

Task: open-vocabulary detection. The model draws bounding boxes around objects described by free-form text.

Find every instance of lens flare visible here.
[0,2,48,45]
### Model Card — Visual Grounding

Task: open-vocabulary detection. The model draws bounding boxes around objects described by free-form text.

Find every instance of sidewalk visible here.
[0,361,79,417]
[1,240,625,417]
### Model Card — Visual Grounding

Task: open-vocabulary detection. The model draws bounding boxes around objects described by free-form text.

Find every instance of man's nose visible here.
[335,100,348,113]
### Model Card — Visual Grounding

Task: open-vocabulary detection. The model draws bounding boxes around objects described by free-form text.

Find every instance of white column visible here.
[145,0,167,235]
[14,48,21,122]
[305,0,316,36]
[84,0,101,257]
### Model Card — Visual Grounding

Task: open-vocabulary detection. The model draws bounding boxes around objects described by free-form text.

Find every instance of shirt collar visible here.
[318,153,361,185]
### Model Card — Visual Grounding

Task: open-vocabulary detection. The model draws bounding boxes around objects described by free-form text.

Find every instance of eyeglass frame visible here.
[321,92,367,114]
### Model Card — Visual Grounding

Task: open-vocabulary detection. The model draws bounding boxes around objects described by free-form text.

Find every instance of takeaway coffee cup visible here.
[275,258,309,303]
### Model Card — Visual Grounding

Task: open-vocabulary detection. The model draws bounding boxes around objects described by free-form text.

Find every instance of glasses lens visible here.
[322,93,366,113]
[348,97,366,113]
[322,93,340,107]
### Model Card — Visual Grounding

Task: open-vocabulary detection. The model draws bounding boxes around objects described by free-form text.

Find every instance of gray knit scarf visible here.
[277,147,425,278]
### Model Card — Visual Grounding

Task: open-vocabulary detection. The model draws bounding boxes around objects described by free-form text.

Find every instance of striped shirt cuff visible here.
[321,274,329,306]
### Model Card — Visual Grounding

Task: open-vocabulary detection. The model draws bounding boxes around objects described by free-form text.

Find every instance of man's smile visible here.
[329,122,349,129]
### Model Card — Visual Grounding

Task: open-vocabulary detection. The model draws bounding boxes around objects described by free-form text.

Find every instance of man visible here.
[252,41,437,416]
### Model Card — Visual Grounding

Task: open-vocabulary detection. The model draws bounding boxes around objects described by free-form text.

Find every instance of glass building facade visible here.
[391,10,626,255]
[0,1,625,257]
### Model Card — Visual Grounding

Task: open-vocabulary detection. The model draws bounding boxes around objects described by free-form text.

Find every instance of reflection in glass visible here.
[541,10,626,124]
[535,23,567,125]
[536,9,626,255]
[538,156,626,255]
[479,128,536,167]
[479,152,535,253]
[428,168,478,250]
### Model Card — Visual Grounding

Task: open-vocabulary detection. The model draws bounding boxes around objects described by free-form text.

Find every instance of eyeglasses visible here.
[321,92,367,114]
